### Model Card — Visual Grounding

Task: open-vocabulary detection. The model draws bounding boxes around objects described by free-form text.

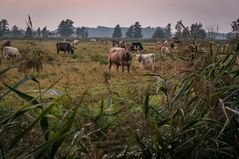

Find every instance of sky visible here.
[0,0,238,33]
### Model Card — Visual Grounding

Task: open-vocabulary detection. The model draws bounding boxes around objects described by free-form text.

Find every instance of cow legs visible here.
[109,62,112,73]
[127,65,130,73]
[116,65,119,73]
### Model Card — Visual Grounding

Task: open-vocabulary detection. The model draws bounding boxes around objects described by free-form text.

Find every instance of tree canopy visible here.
[152,27,165,39]
[58,19,74,38]
[125,22,143,39]
[112,24,122,39]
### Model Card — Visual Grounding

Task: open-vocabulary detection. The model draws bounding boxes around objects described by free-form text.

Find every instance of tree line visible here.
[0,15,239,39]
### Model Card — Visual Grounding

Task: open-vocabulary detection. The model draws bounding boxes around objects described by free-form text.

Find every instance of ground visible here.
[0,40,185,106]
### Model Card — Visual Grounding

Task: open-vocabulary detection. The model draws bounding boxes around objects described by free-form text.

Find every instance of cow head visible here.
[136,54,142,62]
[125,46,132,62]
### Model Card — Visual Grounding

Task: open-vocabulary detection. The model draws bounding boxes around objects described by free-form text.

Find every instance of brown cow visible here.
[56,42,74,54]
[108,47,132,73]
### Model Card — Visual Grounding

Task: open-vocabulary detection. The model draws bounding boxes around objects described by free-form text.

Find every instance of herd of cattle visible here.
[1,39,177,73]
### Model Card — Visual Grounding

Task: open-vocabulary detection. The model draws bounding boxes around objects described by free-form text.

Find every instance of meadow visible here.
[0,39,239,159]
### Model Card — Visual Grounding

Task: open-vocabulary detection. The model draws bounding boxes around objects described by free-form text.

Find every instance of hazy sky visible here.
[0,0,238,32]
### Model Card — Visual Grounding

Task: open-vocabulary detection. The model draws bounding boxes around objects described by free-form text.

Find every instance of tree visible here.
[165,23,172,39]
[175,22,183,40]
[37,27,41,37]
[25,15,33,38]
[231,18,239,39]
[112,24,122,39]
[76,27,88,39]
[190,22,206,41]
[42,26,48,38]
[25,26,33,38]
[11,25,22,37]
[231,18,239,32]
[133,22,143,39]
[152,27,165,39]
[182,26,190,41]
[0,19,9,37]
[126,25,134,38]
[58,19,74,38]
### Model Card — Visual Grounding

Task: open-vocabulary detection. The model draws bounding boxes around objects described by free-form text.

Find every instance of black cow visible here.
[130,42,144,52]
[56,42,74,54]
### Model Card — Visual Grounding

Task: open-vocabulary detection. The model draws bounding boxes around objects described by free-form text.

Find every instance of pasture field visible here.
[0,40,184,104]
[1,39,239,158]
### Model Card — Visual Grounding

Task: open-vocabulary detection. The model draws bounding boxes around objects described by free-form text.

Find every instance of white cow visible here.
[161,46,171,57]
[90,39,97,42]
[73,40,80,45]
[136,53,155,70]
[3,46,20,60]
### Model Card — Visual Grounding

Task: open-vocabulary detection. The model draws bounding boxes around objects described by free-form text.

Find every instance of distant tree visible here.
[25,26,33,38]
[37,27,41,37]
[11,25,22,37]
[231,18,239,39]
[25,15,33,38]
[231,18,239,32]
[190,22,206,41]
[112,24,122,39]
[152,27,165,39]
[175,22,183,40]
[133,22,143,39]
[0,19,9,37]
[126,25,134,38]
[76,27,88,39]
[182,26,190,41]
[165,23,172,39]
[58,19,74,38]
[76,27,81,38]
[42,26,48,38]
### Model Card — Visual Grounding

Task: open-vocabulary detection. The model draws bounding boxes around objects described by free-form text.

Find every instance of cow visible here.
[3,46,20,60]
[2,40,11,49]
[56,42,74,54]
[73,40,80,45]
[136,53,155,70]
[108,47,132,73]
[130,42,144,52]
[161,46,171,57]
[90,39,97,42]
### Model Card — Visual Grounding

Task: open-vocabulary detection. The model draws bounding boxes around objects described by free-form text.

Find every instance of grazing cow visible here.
[3,46,20,60]
[73,40,80,45]
[164,40,170,45]
[130,42,144,52]
[136,53,155,70]
[2,40,11,49]
[56,42,74,54]
[104,40,110,45]
[108,47,132,73]
[161,46,171,57]
[90,39,97,42]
